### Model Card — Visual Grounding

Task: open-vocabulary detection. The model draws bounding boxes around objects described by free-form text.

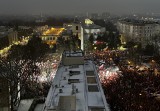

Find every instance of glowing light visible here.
[98,65,120,84]
[85,19,94,25]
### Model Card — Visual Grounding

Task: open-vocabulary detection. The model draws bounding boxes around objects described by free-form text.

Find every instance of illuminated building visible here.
[40,27,65,46]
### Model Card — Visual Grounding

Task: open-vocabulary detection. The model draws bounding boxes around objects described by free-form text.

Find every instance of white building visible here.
[117,20,160,47]
[81,19,106,50]
[42,50,110,111]
[63,19,106,50]
[0,27,18,50]
[63,22,81,39]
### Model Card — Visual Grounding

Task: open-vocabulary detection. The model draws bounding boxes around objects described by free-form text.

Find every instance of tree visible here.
[7,45,24,60]
[107,32,117,49]
[105,21,118,32]
[0,58,38,110]
[144,44,154,56]
[0,35,9,50]
[96,34,103,41]
[92,19,106,27]
[102,32,108,42]
[84,40,93,52]
[2,35,50,110]
[89,34,94,44]
[8,35,50,62]
[125,41,136,49]
[24,36,50,61]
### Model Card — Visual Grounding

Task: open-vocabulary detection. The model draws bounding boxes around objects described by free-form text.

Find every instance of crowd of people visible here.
[21,49,160,111]
[88,50,160,111]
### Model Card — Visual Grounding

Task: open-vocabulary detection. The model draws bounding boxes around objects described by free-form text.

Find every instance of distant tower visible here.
[40,12,43,18]
[86,12,89,18]
[74,16,78,23]
[81,27,84,50]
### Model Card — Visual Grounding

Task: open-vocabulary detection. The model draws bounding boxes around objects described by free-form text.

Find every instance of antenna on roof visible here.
[72,84,76,94]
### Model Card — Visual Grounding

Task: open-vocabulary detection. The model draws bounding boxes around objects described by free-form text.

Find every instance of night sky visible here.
[0,0,160,15]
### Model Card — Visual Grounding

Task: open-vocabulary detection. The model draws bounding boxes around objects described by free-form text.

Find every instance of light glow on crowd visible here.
[36,60,59,82]
[98,64,121,84]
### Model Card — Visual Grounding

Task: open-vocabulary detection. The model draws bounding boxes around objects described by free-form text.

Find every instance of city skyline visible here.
[0,0,160,15]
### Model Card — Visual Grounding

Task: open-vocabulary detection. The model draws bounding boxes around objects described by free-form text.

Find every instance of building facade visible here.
[40,27,64,46]
[63,22,81,39]
[117,20,160,47]
[81,19,106,50]
[0,27,18,50]
[63,19,106,50]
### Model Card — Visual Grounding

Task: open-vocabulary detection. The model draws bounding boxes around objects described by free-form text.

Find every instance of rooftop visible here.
[42,50,110,111]
[43,27,65,36]
[119,19,158,26]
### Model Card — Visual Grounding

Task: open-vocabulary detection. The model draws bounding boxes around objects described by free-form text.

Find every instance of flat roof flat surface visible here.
[43,58,110,111]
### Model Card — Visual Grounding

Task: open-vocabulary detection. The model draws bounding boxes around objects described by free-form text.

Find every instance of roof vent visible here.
[55,85,58,88]
[72,84,76,94]
[76,88,78,93]
[59,89,63,93]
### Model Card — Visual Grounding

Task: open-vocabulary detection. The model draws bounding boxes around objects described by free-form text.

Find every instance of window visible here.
[88,85,99,92]
[76,26,78,30]
[86,71,95,76]
[90,108,105,111]
[87,77,97,84]
[69,71,80,75]
[68,79,80,83]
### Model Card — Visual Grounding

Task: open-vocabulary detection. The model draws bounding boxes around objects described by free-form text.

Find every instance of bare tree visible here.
[0,58,40,110]
[0,35,50,110]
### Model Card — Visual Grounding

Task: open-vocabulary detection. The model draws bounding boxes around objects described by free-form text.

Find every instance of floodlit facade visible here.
[43,50,110,111]
[40,27,65,46]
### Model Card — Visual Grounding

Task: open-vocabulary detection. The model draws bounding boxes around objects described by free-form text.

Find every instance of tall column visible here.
[81,26,84,50]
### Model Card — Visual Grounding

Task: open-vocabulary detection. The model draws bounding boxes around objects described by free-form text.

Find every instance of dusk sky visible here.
[0,0,160,15]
